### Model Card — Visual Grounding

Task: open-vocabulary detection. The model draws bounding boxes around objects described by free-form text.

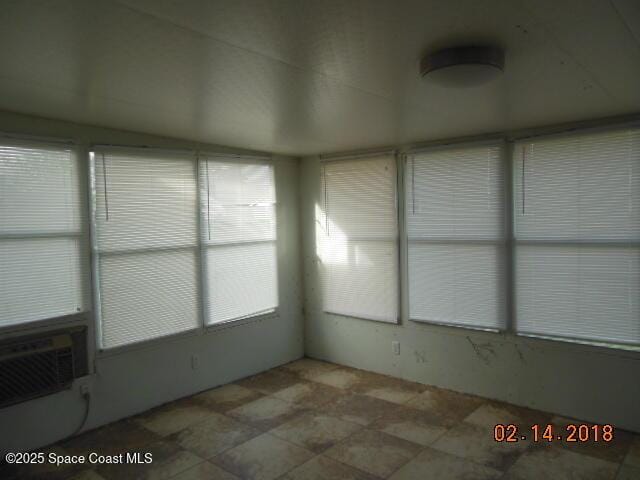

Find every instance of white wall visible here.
[301,154,640,434]
[0,111,304,454]
[3,109,639,454]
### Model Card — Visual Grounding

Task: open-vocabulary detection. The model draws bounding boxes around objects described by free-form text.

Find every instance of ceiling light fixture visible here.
[421,46,505,88]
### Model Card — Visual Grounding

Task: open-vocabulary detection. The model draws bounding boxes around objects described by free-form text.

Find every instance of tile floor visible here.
[2,357,639,480]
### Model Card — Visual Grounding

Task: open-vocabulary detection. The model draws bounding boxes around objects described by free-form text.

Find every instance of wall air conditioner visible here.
[0,326,88,408]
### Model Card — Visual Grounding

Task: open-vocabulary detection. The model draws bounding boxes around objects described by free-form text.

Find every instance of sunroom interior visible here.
[0,1,639,479]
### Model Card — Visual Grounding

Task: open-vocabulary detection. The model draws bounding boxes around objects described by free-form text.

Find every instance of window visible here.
[92,148,200,349]
[514,128,640,345]
[200,157,278,324]
[406,143,506,330]
[0,140,86,327]
[91,148,279,349]
[318,155,399,323]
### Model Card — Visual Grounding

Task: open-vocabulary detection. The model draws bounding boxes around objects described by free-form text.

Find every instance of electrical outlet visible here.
[191,354,200,370]
[74,376,92,396]
[392,341,400,355]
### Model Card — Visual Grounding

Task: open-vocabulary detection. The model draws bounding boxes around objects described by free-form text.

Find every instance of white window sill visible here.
[96,308,279,358]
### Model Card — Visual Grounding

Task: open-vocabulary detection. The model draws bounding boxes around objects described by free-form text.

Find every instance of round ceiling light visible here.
[421,46,505,87]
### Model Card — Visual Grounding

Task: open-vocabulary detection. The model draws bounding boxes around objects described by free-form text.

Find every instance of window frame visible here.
[318,125,639,351]
[403,139,509,332]
[510,126,640,347]
[89,146,201,351]
[89,146,279,354]
[198,153,279,327]
[400,125,640,350]
[0,136,91,333]
[319,152,401,324]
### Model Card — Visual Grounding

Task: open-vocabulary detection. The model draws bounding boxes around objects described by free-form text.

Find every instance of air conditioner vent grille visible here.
[0,326,87,408]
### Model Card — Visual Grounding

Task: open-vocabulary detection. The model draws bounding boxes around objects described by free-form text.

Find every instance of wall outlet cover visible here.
[74,375,93,395]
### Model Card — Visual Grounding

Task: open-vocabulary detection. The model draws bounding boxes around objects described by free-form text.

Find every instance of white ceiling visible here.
[0,0,638,155]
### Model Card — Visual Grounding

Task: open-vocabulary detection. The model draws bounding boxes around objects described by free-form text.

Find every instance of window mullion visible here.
[396,152,405,324]
[196,154,209,330]
[88,152,104,351]
[505,141,515,334]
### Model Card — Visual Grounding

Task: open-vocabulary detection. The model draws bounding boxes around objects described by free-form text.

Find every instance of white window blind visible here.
[514,128,640,345]
[200,157,278,324]
[406,143,506,330]
[0,140,86,327]
[318,156,399,323]
[93,148,199,349]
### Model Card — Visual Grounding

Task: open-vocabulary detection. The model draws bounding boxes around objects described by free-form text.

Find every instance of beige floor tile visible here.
[406,386,485,426]
[170,411,261,458]
[283,455,379,480]
[270,412,362,453]
[371,405,449,446]
[62,419,161,457]
[68,471,108,480]
[212,433,314,480]
[431,421,529,471]
[625,435,640,467]
[306,368,362,389]
[227,396,304,430]
[193,384,264,412]
[465,402,551,428]
[272,381,346,409]
[550,416,634,463]
[134,398,213,437]
[504,445,619,480]
[47,363,634,480]
[353,372,426,405]
[280,358,340,379]
[617,465,640,480]
[171,461,240,480]
[319,394,398,426]
[324,429,422,478]
[363,386,422,405]
[145,451,204,480]
[389,447,503,480]
[97,439,202,480]
[236,369,300,395]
